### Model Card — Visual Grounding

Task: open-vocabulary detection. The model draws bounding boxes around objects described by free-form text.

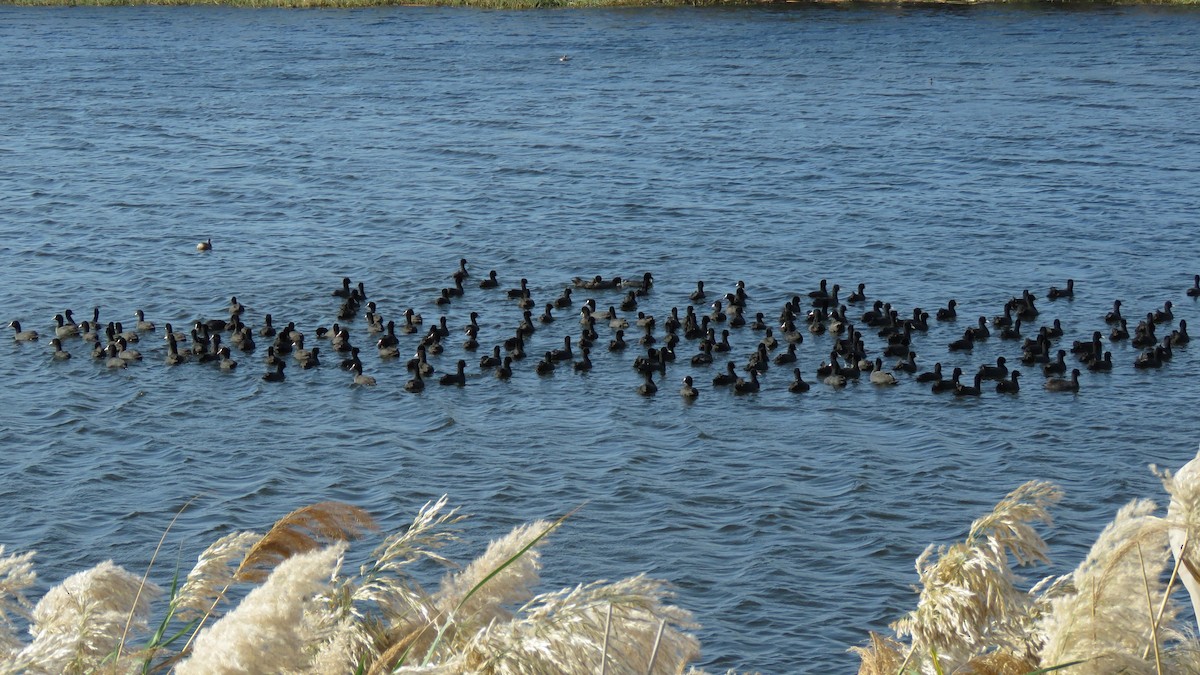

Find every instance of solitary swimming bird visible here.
[936,299,957,321]
[637,370,658,396]
[789,368,810,393]
[404,371,425,392]
[574,348,593,372]
[916,362,943,384]
[734,370,761,395]
[52,313,78,338]
[954,372,983,397]
[197,238,212,251]
[978,356,1008,381]
[713,361,738,387]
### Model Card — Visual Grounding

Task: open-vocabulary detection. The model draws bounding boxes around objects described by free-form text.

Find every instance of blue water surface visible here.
[2,5,1200,671]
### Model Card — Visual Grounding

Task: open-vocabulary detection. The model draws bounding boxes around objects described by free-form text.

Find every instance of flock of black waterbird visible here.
[10,258,1200,398]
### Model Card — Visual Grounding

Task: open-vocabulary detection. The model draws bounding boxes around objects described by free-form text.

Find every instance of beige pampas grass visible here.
[849,631,907,675]
[236,502,377,584]
[18,560,158,675]
[0,496,704,675]
[0,546,36,656]
[174,531,262,621]
[1038,498,1176,671]
[345,496,465,669]
[1157,449,1200,632]
[456,573,701,674]
[369,517,557,673]
[179,501,378,659]
[435,519,548,623]
[176,543,346,675]
[863,456,1200,675]
[354,495,464,617]
[891,480,1062,669]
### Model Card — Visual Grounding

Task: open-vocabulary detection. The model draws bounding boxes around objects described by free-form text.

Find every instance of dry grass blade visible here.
[645,618,666,675]
[236,502,379,584]
[601,602,613,675]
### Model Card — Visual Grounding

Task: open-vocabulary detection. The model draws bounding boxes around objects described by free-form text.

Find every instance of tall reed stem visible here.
[1145,532,1188,660]
[1137,543,1163,675]
[645,618,666,675]
[600,602,612,675]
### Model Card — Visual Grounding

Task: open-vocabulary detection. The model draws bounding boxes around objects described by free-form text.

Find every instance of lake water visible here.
[2,4,1200,671]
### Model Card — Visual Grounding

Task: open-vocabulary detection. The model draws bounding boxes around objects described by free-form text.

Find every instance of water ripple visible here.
[1,6,1200,673]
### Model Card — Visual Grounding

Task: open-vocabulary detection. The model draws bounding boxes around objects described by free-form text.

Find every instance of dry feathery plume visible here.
[353,496,464,619]
[236,502,377,584]
[302,615,360,675]
[178,503,378,668]
[1156,449,1200,632]
[959,650,1040,674]
[1160,638,1200,674]
[1038,498,1176,671]
[892,480,1062,669]
[17,560,159,675]
[434,519,548,625]
[849,631,907,675]
[0,546,37,656]
[173,531,262,621]
[341,496,464,669]
[176,543,346,675]
[456,573,700,674]
[369,518,554,672]
[967,481,1062,567]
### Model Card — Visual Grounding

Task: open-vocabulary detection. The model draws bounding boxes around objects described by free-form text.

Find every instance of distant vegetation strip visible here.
[7,0,1200,8]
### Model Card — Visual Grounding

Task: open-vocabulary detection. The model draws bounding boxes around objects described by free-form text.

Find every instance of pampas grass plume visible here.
[177,543,346,675]
[459,573,701,674]
[174,531,262,621]
[1038,498,1175,669]
[0,546,37,655]
[18,560,158,675]
[891,480,1061,668]
[435,519,548,623]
